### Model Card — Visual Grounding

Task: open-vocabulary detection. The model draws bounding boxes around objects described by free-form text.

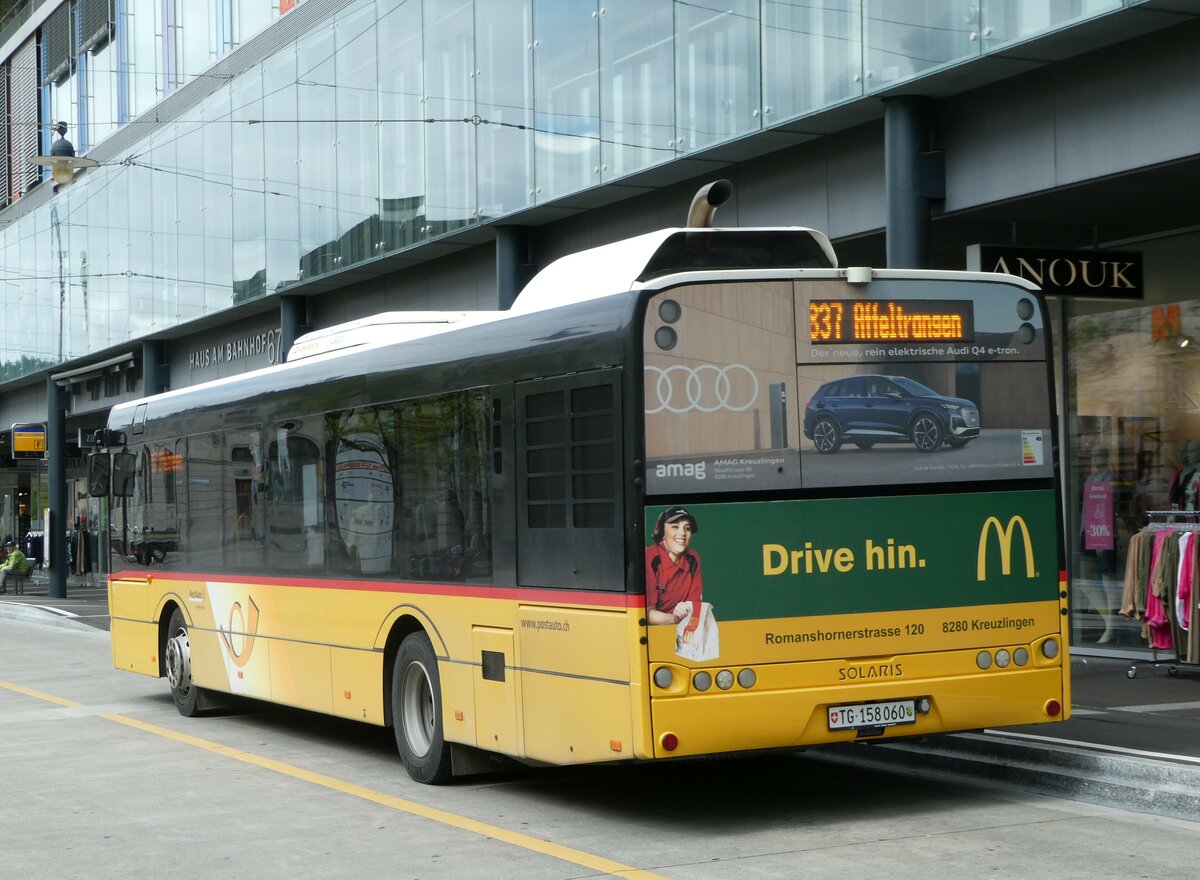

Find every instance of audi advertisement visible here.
[643,279,1055,495]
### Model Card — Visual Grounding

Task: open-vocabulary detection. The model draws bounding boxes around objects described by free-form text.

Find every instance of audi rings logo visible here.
[644,364,760,414]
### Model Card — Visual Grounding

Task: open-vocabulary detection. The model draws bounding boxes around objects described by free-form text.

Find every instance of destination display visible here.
[809,299,975,344]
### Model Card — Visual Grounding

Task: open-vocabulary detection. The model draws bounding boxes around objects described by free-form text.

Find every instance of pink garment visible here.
[1144,531,1174,650]
[1178,531,1193,631]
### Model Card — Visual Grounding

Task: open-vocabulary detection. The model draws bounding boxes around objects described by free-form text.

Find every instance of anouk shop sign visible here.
[189,328,284,371]
[966,244,1142,299]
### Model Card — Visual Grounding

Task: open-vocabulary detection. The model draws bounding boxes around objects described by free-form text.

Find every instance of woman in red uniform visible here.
[645,506,703,644]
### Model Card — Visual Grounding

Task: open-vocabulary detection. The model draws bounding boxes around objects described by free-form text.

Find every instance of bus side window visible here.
[224,428,265,570]
[516,372,622,589]
[267,420,324,572]
[395,391,493,583]
[187,433,225,572]
[326,406,396,577]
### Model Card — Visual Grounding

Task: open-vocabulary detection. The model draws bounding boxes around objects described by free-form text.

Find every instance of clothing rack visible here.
[1122,513,1200,680]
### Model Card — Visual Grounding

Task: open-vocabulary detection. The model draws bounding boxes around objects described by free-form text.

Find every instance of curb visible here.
[810,732,1200,823]
[0,600,109,637]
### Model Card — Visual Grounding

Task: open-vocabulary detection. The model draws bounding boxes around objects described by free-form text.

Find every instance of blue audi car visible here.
[803,374,980,454]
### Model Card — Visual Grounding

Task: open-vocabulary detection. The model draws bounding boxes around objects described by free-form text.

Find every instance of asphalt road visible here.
[3,615,1197,880]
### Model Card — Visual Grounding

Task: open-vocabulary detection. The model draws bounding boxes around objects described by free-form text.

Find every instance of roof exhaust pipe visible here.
[686,179,733,228]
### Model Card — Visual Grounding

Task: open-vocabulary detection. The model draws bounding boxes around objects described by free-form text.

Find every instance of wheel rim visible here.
[165,626,192,695]
[401,660,435,757]
[814,420,836,451]
[913,416,941,450]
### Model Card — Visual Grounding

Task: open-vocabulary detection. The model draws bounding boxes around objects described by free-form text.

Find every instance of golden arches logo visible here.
[977,515,1035,581]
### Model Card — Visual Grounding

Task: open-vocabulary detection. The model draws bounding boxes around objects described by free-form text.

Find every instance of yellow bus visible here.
[93,182,1068,783]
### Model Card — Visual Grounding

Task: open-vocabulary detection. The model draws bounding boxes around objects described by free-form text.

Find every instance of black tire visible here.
[853,440,875,450]
[811,416,842,454]
[391,632,452,784]
[165,607,205,717]
[911,413,944,452]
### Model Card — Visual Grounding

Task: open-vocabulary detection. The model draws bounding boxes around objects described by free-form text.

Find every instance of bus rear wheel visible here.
[165,608,206,717]
[392,632,452,784]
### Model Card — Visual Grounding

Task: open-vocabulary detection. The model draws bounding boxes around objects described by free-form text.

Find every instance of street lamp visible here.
[31,122,98,186]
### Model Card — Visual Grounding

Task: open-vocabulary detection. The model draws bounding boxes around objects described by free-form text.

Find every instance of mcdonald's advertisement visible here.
[644,489,1062,664]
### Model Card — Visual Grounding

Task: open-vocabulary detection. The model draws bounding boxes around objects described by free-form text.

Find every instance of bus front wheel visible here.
[165,607,206,717]
[392,632,452,784]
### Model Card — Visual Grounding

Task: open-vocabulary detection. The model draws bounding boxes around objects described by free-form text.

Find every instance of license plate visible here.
[828,699,916,731]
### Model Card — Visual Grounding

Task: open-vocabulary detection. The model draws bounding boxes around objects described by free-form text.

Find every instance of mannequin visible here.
[1080,446,1119,643]
[1169,440,1200,512]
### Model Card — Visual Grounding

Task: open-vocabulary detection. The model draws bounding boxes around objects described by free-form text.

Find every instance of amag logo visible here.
[976,515,1035,581]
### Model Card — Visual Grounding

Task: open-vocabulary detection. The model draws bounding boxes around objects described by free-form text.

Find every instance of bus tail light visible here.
[1041,638,1060,659]
[653,666,673,689]
[660,733,679,752]
[1045,699,1061,717]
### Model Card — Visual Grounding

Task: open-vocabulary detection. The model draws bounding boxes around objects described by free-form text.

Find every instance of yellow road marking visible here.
[5,679,667,879]
[0,681,80,707]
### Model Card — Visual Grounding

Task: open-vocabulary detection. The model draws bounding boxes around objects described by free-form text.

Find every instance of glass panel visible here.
[232,0,276,47]
[599,0,674,178]
[296,23,338,280]
[378,0,426,252]
[175,117,207,318]
[263,44,300,291]
[50,73,79,145]
[475,0,533,218]
[763,0,863,121]
[83,173,111,350]
[126,0,163,118]
[983,0,1123,49]
[150,127,179,329]
[864,0,979,89]
[334,1,380,268]
[231,66,266,302]
[533,0,599,202]
[424,0,476,234]
[127,155,155,336]
[178,0,219,80]
[675,0,761,153]
[86,38,120,148]
[103,165,131,345]
[201,86,233,309]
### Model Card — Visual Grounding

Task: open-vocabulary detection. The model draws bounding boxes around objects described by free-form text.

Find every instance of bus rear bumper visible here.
[647,666,1066,759]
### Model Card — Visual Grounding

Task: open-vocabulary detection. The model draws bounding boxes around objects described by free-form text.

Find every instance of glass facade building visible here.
[0,0,1137,380]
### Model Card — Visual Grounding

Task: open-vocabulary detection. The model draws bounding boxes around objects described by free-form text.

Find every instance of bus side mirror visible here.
[86,453,111,497]
[112,452,137,498]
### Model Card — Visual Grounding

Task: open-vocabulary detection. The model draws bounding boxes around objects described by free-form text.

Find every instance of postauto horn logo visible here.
[976,515,1035,581]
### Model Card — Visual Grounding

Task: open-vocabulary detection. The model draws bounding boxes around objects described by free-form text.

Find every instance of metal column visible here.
[142,340,169,397]
[884,96,944,269]
[280,295,309,363]
[495,226,532,310]
[46,376,68,599]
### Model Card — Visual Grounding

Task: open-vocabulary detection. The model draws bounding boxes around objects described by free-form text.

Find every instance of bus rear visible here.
[640,271,1068,758]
